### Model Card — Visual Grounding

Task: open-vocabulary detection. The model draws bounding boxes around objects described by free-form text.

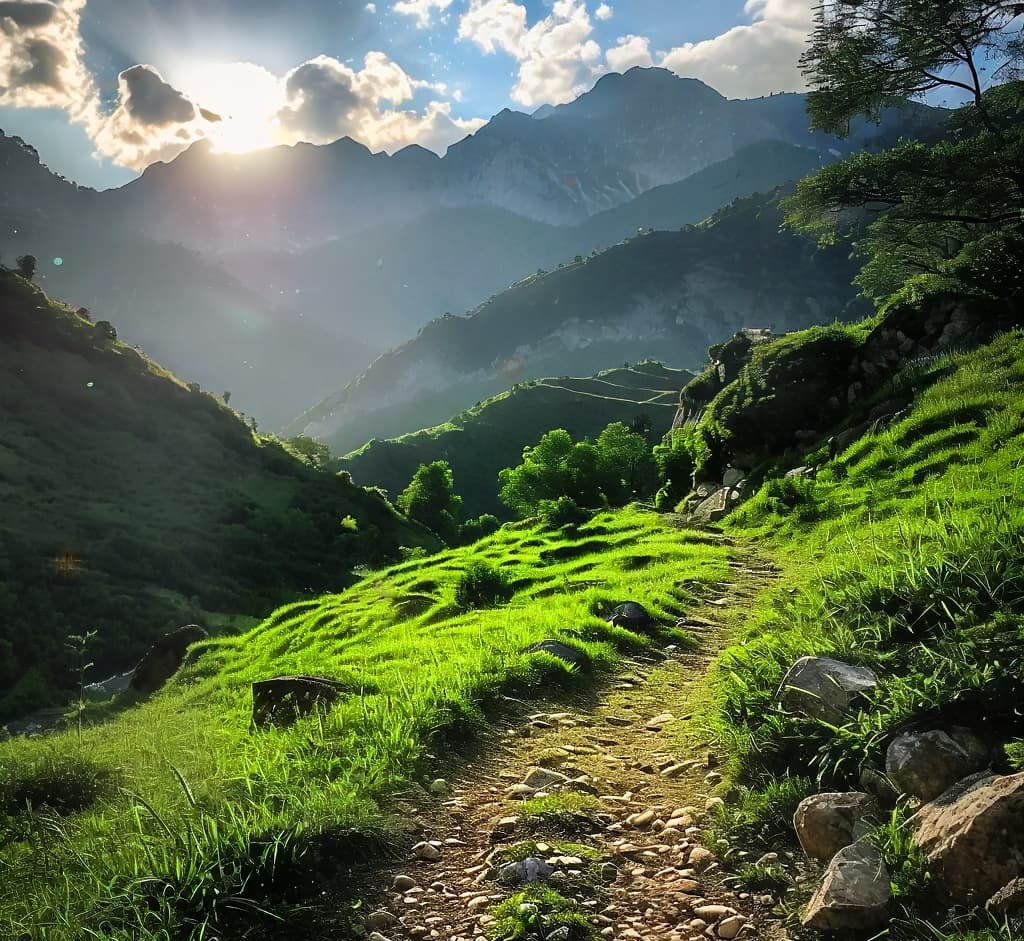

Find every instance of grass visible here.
[0,507,728,938]
[0,270,431,718]
[701,328,1024,940]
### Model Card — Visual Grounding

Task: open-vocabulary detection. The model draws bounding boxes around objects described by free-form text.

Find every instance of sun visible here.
[177,62,285,154]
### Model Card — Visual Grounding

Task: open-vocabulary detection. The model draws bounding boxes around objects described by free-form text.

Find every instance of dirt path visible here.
[357,546,785,941]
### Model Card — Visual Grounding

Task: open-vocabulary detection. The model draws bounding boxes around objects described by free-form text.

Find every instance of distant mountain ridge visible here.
[0,68,946,425]
[292,192,871,456]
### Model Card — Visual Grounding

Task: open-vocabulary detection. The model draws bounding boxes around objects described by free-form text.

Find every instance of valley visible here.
[1,6,1023,941]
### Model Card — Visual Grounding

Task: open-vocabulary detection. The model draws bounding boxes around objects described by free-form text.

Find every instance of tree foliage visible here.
[498,422,657,518]
[286,434,330,469]
[802,0,1024,133]
[15,255,36,279]
[787,4,1024,303]
[397,460,463,545]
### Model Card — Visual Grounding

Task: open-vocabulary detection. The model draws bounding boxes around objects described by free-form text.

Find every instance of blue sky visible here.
[1,0,817,188]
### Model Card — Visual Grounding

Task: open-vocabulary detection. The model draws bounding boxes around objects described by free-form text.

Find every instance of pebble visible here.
[366,910,397,930]
[392,874,416,891]
[428,779,449,795]
[413,842,442,861]
[717,915,747,939]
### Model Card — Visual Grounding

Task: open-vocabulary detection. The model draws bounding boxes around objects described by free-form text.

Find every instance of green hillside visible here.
[3,295,1024,939]
[0,269,431,717]
[340,362,692,518]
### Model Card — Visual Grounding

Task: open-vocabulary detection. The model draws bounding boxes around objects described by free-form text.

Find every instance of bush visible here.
[454,560,514,610]
[538,496,589,528]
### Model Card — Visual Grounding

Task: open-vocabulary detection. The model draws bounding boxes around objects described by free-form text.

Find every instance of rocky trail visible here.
[350,547,796,941]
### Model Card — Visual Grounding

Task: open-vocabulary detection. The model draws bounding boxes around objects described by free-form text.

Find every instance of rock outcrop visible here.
[130,625,208,694]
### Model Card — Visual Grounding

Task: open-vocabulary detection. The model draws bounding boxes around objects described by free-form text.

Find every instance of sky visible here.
[0,0,822,188]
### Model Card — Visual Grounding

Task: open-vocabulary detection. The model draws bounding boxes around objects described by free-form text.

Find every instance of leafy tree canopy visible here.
[286,434,331,469]
[786,4,1024,304]
[398,460,463,545]
[499,423,657,518]
[803,0,1024,133]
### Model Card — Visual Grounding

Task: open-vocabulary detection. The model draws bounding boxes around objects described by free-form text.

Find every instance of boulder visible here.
[691,487,730,524]
[522,640,590,671]
[987,877,1024,916]
[913,772,1024,905]
[606,602,653,631]
[886,730,987,801]
[794,792,879,861]
[776,656,878,723]
[722,467,745,489]
[251,675,351,727]
[497,857,553,886]
[802,842,892,932]
[130,625,208,694]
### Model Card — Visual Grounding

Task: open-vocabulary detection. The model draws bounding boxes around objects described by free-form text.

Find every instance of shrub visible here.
[538,496,589,528]
[454,560,514,610]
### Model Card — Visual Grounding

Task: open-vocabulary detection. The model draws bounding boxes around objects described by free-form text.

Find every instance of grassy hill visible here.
[339,362,693,518]
[2,288,1023,940]
[0,270,430,718]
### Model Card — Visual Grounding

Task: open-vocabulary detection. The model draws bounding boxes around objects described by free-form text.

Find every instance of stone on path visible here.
[802,842,892,932]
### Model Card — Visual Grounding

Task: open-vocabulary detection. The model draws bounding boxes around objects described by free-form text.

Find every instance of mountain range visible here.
[291,192,871,456]
[0,68,945,428]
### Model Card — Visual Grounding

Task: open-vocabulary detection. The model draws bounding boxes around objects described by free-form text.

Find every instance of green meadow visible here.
[0,509,728,938]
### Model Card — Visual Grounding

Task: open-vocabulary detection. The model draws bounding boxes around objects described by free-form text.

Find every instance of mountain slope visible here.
[292,192,869,455]
[225,141,834,345]
[0,269,430,717]
[339,362,693,517]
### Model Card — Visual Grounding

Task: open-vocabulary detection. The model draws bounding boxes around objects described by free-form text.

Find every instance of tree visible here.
[499,423,659,519]
[15,255,36,279]
[286,434,330,468]
[397,461,462,545]
[785,5,1024,303]
[802,1,1024,134]
[222,390,232,405]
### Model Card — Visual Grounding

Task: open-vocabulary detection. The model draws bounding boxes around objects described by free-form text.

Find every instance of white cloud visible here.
[0,3,484,170]
[458,0,527,56]
[606,35,653,73]
[276,52,483,154]
[595,3,613,21]
[365,2,376,12]
[459,0,603,107]
[393,0,452,28]
[660,0,813,98]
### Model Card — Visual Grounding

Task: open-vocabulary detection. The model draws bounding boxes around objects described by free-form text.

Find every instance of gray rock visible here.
[366,910,398,931]
[987,877,1024,915]
[776,656,878,723]
[723,467,745,488]
[914,771,1024,905]
[130,625,208,694]
[691,487,729,524]
[802,842,892,932]
[522,640,591,672]
[886,730,985,801]
[498,857,554,886]
[607,601,653,630]
[522,767,570,790]
[794,792,878,861]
